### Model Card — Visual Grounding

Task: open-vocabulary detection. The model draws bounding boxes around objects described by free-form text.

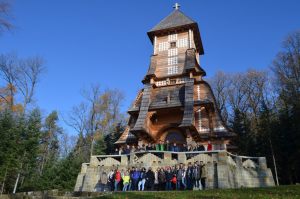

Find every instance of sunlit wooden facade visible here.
[116,7,236,150]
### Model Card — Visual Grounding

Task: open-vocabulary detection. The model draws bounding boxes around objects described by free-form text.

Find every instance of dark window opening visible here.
[170,42,176,48]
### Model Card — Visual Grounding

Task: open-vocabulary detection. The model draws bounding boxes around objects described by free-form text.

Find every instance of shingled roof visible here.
[149,9,196,32]
[147,9,204,55]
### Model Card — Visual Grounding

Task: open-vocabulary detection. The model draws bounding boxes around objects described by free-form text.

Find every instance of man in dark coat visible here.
[197,143,205,151]
[186,163,194,190]
[193,162,201,190]
[145,167,155,190]
[158,168,166,191]
[165,167,173,190]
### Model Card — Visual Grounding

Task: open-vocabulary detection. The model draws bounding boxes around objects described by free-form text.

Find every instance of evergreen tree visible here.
[93,134,106,155]
[104,123,123,155]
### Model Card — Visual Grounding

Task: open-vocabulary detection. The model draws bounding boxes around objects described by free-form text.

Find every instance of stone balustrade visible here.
[74,150,275,192]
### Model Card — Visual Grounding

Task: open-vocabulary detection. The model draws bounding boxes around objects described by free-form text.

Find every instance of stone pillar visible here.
[129,153,135,165]
[216,151,230,189]
[178,153,186,164]
[164,152,172,165]
[121,155,128,166]
[90,156,99,167]
[258,157,267,170]
[235,156,243,188]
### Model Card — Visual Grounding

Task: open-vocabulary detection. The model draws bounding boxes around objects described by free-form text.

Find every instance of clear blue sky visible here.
[1,0,300,134]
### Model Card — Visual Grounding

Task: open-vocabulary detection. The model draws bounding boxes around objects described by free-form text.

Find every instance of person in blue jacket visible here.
[131,167,140,191]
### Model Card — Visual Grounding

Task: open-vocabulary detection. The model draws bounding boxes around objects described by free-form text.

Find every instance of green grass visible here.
[97,185,300,199]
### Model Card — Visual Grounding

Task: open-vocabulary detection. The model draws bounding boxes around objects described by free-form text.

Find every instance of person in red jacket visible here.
[171,174,177,190]
[114,169,121,191]
[207,141,212,151]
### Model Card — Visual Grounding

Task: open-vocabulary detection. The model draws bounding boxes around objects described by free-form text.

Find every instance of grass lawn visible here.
[97,185,300,199]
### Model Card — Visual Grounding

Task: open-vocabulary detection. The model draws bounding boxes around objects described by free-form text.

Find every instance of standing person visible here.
[114,169,121,191]
[165,167,173,190]
[124,145,131,154]
[181,165,187,190]
[176,165,183,190]
[114,148,119,155]
[193,162,201,190]
[128,167,134,191]
[200,161,207,190]
[172,143,179,152]
[142,144,146,151]
[207,141,212,151]
[198,143,205,151]
[171,174,177,190]
[187,144,192,152]
[146,143,152,151]
[119,147,123,155]
[156,142,160,151]
[131,167,140,191]
[137,145,143,152]
[120,169,125,191]
[159,140,165,151]
[154,167,159,190]
[182,143,188,152]
[107,169,115,191]
[186,163,194,190]
[131,145,137,153]
[146,167,155,190]
[158,168,166,191]
[138,167,146,191]
[165,140,170,151]
[122,171,130,191]
[151,143,156,151]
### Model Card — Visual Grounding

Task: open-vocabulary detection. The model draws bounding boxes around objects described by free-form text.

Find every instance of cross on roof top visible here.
[173,3,180,10]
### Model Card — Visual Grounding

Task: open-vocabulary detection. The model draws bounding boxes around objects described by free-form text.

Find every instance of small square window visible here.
[170,42,176,48]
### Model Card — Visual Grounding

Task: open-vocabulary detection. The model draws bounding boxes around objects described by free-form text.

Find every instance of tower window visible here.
[158,42,169,51]
[168,33,177,41]
[167,66,178,75]
[168,57,178,65]
[177,38,188,48]
[168,48,178,57]
[170,42,176,48]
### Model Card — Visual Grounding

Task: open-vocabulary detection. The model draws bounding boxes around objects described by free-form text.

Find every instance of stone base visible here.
[74,150,275,192]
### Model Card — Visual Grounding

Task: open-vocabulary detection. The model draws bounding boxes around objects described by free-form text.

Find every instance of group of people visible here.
[96,161,207,192]
[113,141,213,155]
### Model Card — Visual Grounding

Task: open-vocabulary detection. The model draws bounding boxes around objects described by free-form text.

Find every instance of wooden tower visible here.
[116,4,236,150]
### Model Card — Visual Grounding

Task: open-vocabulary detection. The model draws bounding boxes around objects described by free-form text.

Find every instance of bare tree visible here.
[66,84,124,157]
[0,53,17,109]
[0,0,13,34]
[16,56,44,111]
[0,53,44,112]
[209,71,230,122]
[227,73,249,116]
[272,30,300,105]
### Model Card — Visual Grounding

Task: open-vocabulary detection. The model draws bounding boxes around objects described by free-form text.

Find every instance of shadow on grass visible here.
[98,186,300,199]
[99,191,221,199]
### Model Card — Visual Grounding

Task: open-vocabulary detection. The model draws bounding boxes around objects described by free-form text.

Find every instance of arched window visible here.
[164,129,186,144]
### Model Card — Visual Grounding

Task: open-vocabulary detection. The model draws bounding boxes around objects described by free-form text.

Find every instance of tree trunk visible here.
[0,167,8,195]
[13,172,20,194]
[269,138,279,185]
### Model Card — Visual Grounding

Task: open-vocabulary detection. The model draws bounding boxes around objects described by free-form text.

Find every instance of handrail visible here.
[226,151,264,159]
[92,150,227,158]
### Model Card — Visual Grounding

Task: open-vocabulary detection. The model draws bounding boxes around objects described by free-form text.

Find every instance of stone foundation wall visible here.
[74,150,275,192]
